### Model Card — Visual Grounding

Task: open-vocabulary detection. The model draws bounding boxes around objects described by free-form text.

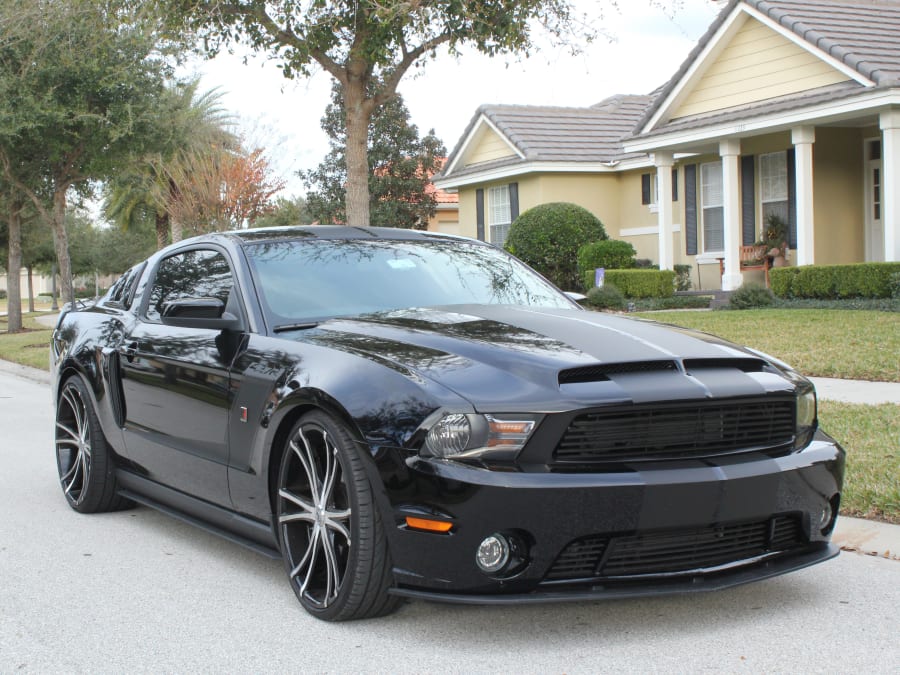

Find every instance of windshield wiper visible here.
[273,321,320,333]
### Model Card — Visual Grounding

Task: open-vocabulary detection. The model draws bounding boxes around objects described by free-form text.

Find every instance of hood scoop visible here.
[559,360,677,385]
[683,358,768,374]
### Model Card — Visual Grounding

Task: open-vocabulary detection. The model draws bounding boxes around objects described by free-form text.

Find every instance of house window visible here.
[488,185,512,246]
[700,161,724,252]
[759,151,789,226]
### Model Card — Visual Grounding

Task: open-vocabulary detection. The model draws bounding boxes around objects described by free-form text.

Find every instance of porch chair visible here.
[739,244,770,287]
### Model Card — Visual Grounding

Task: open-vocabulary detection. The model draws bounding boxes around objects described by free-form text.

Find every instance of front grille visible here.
[554,398,795,465]
[543,516,805,583]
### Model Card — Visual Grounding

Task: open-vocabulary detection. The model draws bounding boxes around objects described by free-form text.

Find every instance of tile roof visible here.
[636,0,900,135]
[440,94,654,179]
[636,81,865,140]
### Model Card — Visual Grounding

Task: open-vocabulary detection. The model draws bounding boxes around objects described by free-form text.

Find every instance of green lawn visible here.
[819,401,900,524]
[0,313,54,370]
[635,309,900,382]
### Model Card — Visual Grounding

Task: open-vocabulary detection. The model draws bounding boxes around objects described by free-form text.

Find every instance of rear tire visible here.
[55,375,130,513]
[276,411,400,621]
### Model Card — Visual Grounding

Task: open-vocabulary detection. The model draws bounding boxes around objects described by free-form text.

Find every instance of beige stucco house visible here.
[434,0,900,290]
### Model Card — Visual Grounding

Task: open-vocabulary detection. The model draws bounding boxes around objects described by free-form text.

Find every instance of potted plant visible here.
[758,214,790,267]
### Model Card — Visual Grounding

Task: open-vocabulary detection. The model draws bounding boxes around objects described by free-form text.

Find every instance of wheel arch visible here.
[264,388,371,520]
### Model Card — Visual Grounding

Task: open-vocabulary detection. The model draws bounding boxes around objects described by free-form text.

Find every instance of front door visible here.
[864,139,884,261]
[119,246,241,506]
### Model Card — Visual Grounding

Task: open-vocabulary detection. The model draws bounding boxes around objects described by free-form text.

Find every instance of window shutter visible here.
[741,155,756,245]
[641,173,651,204]
[787,148,797,249]
[476,189,485,241]
[508,182,519,221]
[672,167,679,202]
[684,164,698,255]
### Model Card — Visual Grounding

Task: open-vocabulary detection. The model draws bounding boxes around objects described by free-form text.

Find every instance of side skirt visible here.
[117,470,281,560]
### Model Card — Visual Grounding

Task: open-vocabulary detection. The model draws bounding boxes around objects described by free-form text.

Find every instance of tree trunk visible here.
[343,81,374,226]
[171,218,183,243]
[5,203,24,333]
[155,211,169,250]
[27,266,34,313]
[51,263,58,311]
[51,186,75,308]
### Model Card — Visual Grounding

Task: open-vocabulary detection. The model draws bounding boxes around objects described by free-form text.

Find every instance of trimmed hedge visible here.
[597,269,675,298]
[771,262,900,299]
[577,239,636,279]
[505,202,606,291]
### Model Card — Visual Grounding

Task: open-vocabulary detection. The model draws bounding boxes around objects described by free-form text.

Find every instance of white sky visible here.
[184,1,725,197]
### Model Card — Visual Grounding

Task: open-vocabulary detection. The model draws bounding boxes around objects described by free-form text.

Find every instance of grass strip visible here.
[819,401,900,524]
[0,313,54,370]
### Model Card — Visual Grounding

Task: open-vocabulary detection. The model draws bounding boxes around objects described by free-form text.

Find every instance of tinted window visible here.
[105,263,145,309]
[244,238,573,324]
[146,249,234,322]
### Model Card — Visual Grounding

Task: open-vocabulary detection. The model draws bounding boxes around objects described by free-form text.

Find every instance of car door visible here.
[119,246,244,506]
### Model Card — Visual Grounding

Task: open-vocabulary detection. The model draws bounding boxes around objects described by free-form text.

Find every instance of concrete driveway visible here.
[1,371,899,673]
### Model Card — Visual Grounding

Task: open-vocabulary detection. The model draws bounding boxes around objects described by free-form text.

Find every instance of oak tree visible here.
[157,0,592,226]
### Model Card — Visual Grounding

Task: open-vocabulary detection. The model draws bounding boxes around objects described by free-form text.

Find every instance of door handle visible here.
[121,341,138,363]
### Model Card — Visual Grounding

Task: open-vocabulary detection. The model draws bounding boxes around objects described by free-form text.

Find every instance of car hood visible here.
[292,305,799,412]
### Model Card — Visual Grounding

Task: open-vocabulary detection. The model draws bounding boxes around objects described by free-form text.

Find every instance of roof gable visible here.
[671,13,851,119]
[638,0,900,134]
[439,95,654,183]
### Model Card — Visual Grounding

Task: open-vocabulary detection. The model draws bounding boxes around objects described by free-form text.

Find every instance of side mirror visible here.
[161,298,242,331]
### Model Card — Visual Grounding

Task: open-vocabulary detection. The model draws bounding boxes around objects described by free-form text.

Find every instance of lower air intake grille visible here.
[554,398,795,465]
[543,516,805,583]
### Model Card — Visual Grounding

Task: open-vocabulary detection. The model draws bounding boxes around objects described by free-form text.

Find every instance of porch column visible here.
[881,110,900,262]
[792,126,816,265]
[720,139,742,290]
[653,151,675,270]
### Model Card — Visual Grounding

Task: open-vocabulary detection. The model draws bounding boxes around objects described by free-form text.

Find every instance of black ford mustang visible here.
[51,226,845,621]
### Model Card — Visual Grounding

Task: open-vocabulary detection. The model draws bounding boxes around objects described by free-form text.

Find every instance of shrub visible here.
[577,240,636,280]
[585,284,625,310]
[673,264,693,291]
[504,202,606,291]
[770,267,800,297]
[634,258,656,269]
[729,283,775,309]
[603,269,675,298]
[0,289,6,300]
[771,262,900,299]
[890,271,900,300]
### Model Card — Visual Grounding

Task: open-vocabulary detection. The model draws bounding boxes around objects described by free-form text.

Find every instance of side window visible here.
[145,249,234,323]
[105,263,145,309]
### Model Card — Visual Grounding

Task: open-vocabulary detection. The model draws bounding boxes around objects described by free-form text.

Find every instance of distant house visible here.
[435,0,900,290]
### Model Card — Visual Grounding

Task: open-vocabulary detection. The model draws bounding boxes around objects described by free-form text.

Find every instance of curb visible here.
[832,515,900,561]
[0,359,51,386]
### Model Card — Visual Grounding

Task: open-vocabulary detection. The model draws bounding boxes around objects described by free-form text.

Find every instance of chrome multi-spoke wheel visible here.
[55,376,128,513]
[277,411,400,621]
[279,421,352,609]
[56,380,93,505]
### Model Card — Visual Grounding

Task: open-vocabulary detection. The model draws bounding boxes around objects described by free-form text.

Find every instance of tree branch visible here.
[374,31,452,106]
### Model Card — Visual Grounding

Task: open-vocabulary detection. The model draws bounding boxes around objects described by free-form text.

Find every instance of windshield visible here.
[244,237,574,324]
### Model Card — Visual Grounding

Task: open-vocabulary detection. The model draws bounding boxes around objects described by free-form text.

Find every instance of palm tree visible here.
[103,79,236,249]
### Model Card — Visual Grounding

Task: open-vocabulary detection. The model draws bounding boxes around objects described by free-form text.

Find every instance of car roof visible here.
[220,225,467,245]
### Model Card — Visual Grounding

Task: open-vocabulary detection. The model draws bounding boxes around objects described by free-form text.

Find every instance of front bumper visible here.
[379,431,845,602]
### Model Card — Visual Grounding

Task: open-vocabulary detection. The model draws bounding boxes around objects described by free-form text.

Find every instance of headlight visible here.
[745,347,817,449]
[796,387,816,429]
[422,413,540,461]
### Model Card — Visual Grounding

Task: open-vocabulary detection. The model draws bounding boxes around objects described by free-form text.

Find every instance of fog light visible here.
[476,533,509,574]
[819,502,832,530]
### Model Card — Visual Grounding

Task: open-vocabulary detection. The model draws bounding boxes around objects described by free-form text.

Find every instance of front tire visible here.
[55,375,129,513]
[276,411,399,621]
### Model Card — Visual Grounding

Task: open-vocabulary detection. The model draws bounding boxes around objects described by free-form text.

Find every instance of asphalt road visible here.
[2,371,899,674]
